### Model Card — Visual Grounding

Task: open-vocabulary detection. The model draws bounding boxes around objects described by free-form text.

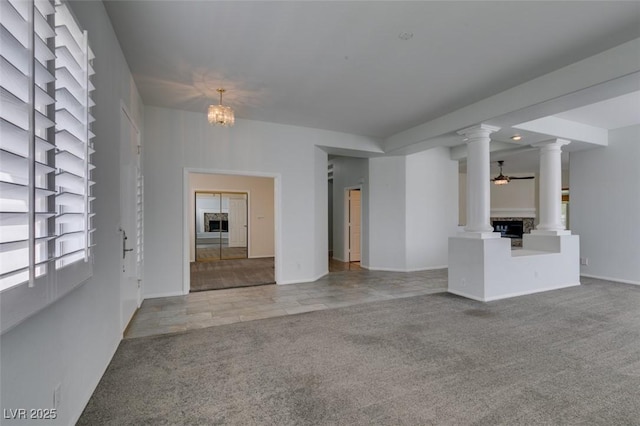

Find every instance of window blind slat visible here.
[0,55,28,102]
[55,170,85,191]
[55,129,84,157]
[1,1,28,49]
[34,33,55,67]
[0,181,56,199]
[55,212,88,223]
[55,108,85,139]
[55,191,84,207]
[34,0,55,16]
[0,149,55,184]
[34,5,55,40]
[55,86,83,117]
[0,118,54,157]
[55,150,85,176]
[0,25,29,75]
[34,58,54,89]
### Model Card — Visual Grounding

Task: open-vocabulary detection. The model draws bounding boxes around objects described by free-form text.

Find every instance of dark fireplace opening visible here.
[209,220,229,232]
[493,220,524,239]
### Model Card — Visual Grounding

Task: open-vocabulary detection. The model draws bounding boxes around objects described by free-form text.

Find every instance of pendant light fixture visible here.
[207,88,235,127]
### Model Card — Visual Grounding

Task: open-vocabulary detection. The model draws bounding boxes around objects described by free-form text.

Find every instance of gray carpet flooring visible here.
[190,258,275,292]
[79,277,640,425]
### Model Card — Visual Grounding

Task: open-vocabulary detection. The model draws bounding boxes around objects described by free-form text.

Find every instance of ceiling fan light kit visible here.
[492,160,535,185]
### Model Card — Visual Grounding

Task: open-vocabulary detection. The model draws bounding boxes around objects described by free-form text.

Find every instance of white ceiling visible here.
[554,91,640,130]
[479,91,640,174]
[102,1,640,139]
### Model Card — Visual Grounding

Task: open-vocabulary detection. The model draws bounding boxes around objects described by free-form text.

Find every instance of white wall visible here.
[369,156,407,270]
[328,179,333,251]
[570,125,640,284]
[406,147,459,270]
[188,174,275,261]
[0,2,143,424]
[314,147,329,279]
[144,107,381,296]
[369,148,458,271]
[459,172,537,223]
[331,156,369,263]
[490,174,537,217]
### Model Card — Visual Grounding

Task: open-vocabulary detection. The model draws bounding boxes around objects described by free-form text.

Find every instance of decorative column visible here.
[458,124,501,237]
[532,139,570,235]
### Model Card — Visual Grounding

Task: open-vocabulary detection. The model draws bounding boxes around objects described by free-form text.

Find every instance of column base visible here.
[457,231,502,239]
[530,229,571,236]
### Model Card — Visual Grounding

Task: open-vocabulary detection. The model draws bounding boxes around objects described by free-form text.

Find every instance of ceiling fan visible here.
[492,160,535,185]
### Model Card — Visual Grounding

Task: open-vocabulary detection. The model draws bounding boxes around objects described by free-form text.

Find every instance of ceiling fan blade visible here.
[509,176,535,180]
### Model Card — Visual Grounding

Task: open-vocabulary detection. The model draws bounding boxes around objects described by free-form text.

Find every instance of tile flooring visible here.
[190,257,275,291]
[125,267,448,339]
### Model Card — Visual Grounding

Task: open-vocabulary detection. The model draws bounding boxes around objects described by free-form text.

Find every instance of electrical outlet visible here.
[580,257,589,266]
[53,384,61,409]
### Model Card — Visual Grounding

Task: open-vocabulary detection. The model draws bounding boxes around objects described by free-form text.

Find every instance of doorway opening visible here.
[186,172,277,292]
[329,187,363,273]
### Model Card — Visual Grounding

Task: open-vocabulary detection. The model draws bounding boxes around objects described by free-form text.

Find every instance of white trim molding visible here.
[580,274,640,286]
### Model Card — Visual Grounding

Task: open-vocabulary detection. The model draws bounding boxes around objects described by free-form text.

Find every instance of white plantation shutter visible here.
[0,0,56,290]
[0,0,95,333]
[54,0,94,268]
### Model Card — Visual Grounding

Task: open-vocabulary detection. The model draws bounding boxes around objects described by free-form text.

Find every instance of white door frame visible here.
[183,168,281,294]
[344,185,363,262]
[119,103,143,331]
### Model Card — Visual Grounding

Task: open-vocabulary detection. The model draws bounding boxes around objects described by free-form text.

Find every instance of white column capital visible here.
[457,124,501,141]
[532,138,571,151]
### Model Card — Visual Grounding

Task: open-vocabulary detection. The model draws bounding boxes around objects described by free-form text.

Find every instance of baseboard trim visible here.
[580,274,640,286]
[248,255,275,259]
[277,271,328,285]
[144,291,185,299]
[366,265,448,273]
[409,265,448,272]
[365,266,407,272]
[447,289,485,302]
[483,282,581,302]
[72,333,121,426]
[332,256,348,263]
[448,282,581,302]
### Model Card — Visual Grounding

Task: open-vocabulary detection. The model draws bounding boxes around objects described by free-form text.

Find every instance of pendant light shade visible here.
[207,88,235,126]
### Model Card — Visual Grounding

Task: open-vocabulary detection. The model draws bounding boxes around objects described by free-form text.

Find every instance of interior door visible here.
[349,189,361,262]
[120,107,141,332]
